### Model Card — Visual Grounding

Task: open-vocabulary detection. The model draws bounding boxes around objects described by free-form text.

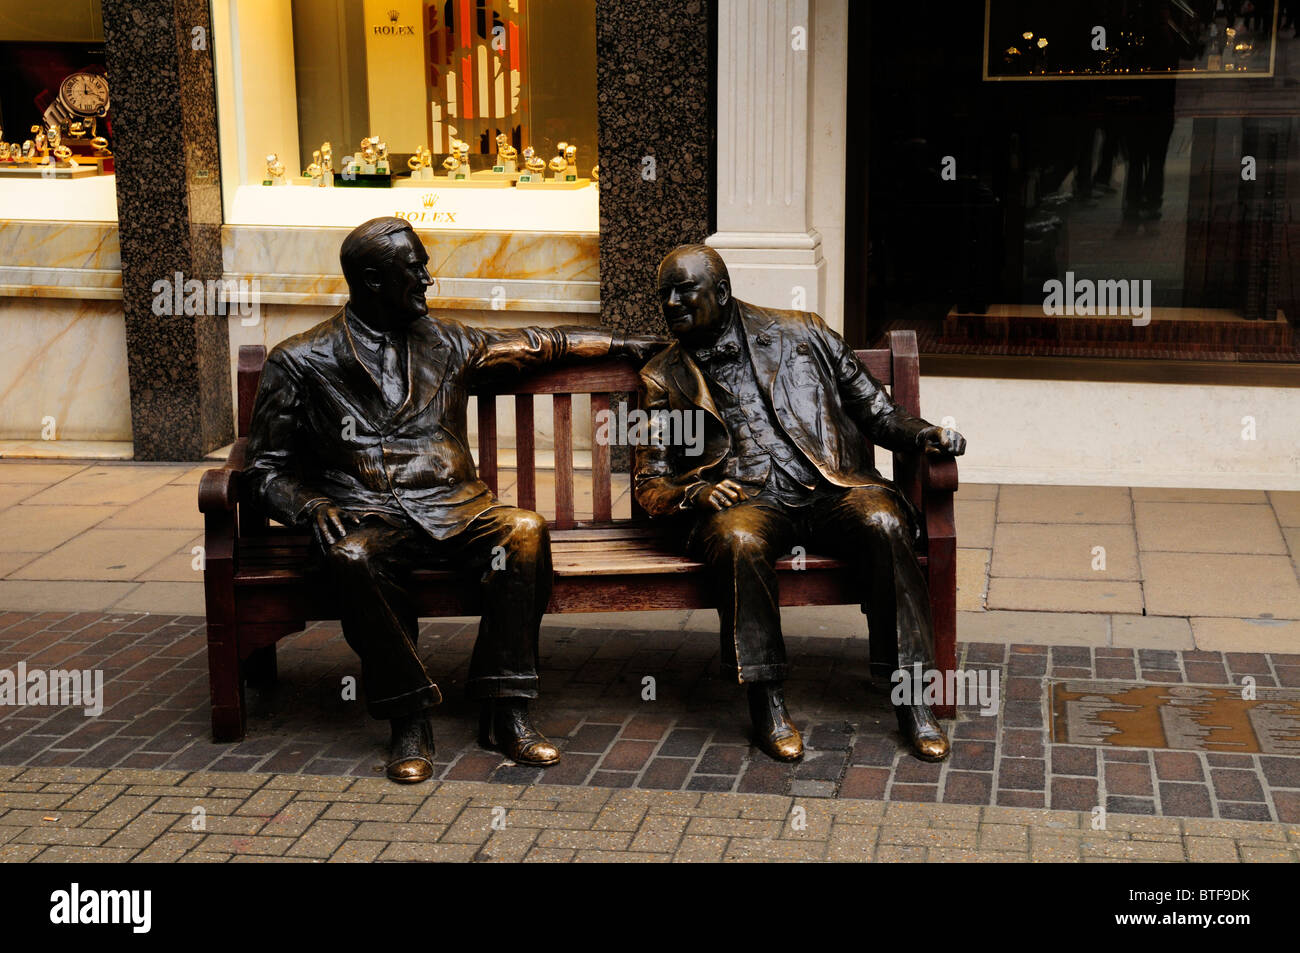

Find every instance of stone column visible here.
[102,0,232,460]
[707,0,826,318]
[595,0,713,335]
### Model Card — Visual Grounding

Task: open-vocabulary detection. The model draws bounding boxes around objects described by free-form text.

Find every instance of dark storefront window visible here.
[858,0,1300,365]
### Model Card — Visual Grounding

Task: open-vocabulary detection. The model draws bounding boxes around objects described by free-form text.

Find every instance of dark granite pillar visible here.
[103,0,232,460]
[596,0,714,335]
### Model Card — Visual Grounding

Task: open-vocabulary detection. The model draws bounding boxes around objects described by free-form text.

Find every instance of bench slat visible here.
[487,359,641,394]
[628,389,647,521]
[590,394,612,522]
[515,394,536,511]
[477,395,498,496]
[553,393,574,528]
[859,350,892,385]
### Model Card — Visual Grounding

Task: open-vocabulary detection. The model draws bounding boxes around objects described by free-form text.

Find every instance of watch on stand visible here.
[469,133,520,184]
[42,70,113,173]
[336,134,396,188]
[517,140,589,189]
[263,153,286,186]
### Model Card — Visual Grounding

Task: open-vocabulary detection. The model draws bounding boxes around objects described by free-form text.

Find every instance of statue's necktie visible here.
[380,334,405,409]
[695,340,741,365]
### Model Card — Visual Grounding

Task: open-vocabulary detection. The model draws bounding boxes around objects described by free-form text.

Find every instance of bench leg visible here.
[927,535,958,720]
[207,625,246,743]
[243,644,278,689]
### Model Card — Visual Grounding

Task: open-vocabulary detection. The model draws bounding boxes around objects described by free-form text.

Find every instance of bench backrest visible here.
[235,328,922,530]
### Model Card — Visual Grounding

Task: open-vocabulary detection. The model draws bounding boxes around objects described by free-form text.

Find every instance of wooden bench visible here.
[198,329,959,742]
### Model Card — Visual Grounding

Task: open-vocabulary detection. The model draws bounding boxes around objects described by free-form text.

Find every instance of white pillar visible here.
[708,0,826,322]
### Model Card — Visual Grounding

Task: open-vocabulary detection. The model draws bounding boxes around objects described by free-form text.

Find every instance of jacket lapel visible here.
[738,302,784,398]
[666,343,723,425]
[392,315,451,426]
[314,310,387,430]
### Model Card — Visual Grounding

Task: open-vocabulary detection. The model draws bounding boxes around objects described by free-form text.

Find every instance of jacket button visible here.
[447,476,458,486]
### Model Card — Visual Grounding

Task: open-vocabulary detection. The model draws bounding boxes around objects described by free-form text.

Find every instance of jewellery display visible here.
[42,70,110,140]
[470,133,521,183]
[247,131,593,192]
[0,124,98,178]
[494,133,518,172]
[441,137,469,179]
[319,141,334,186]
[433,137,509,188]
[0,67,115,178]
[304,149,324,185]
[519,140,590,189]
[546,142,568,178]
[263,153,287,186]
[335,135,397,188]
[515,146,548,184]
[406,146,435,181]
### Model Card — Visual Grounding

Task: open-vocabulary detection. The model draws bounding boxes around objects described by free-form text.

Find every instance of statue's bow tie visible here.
[694,340,741,365]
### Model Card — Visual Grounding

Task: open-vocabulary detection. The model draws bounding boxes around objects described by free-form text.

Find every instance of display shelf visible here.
[0,174,118,222]
[226,181,598,230]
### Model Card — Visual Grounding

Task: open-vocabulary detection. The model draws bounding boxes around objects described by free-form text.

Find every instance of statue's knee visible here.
[503,509,549,549]
[712,525,769,561]
[324,537,373,572]
[847,492,909,543]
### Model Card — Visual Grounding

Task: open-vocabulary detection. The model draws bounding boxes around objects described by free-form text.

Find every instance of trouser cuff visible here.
[466,674,539,700]
[724,662,790,685]
[367,683,442,721]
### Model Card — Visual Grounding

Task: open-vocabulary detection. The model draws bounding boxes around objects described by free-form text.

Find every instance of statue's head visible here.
[657,244,732,344]
[340,216,432,328]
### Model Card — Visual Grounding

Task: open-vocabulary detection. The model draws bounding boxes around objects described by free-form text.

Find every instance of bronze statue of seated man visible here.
[633,244,966,763]
[245,216,661,782]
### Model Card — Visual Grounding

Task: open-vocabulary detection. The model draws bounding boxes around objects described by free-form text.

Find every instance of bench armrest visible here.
[198,466,239,514]
[197,438,247,514]
[922,456,959,494]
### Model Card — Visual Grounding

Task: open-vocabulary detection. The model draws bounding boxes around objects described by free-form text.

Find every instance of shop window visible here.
[0,4,118,223]
[857,0,1300,365]
[211,0,597,230]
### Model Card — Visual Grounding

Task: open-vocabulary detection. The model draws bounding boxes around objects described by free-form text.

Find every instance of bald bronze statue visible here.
[245,216,661,782]
[634,245,966,762]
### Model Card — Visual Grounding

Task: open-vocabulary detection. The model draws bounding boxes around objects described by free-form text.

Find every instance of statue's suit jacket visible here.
[633,300,931,519]
[246,308,617,539]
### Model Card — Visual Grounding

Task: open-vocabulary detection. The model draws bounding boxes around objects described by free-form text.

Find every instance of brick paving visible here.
[1,610,1299,824]
[1,463,1298,861]
[1,767,1297,863]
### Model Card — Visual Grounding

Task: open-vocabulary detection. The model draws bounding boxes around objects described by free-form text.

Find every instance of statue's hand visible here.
[616,332,671,363]
[694,479,749,511]
[307,500,350,548]
[918,425,966,458]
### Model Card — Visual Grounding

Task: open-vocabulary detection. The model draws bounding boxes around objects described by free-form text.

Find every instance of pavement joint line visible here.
[2,766,1299,863]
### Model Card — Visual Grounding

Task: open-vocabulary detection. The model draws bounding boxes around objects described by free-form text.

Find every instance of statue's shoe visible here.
[748,681,804,762]
[386,716,436,784]
[896,703,950,762]
[480,701,561,766]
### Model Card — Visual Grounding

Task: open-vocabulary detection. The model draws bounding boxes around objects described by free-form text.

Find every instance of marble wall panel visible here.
[0,298,132,441]
[0,222,122,300]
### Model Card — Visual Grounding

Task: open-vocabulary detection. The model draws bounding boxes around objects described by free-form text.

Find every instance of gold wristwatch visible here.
[43,71,111,141]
